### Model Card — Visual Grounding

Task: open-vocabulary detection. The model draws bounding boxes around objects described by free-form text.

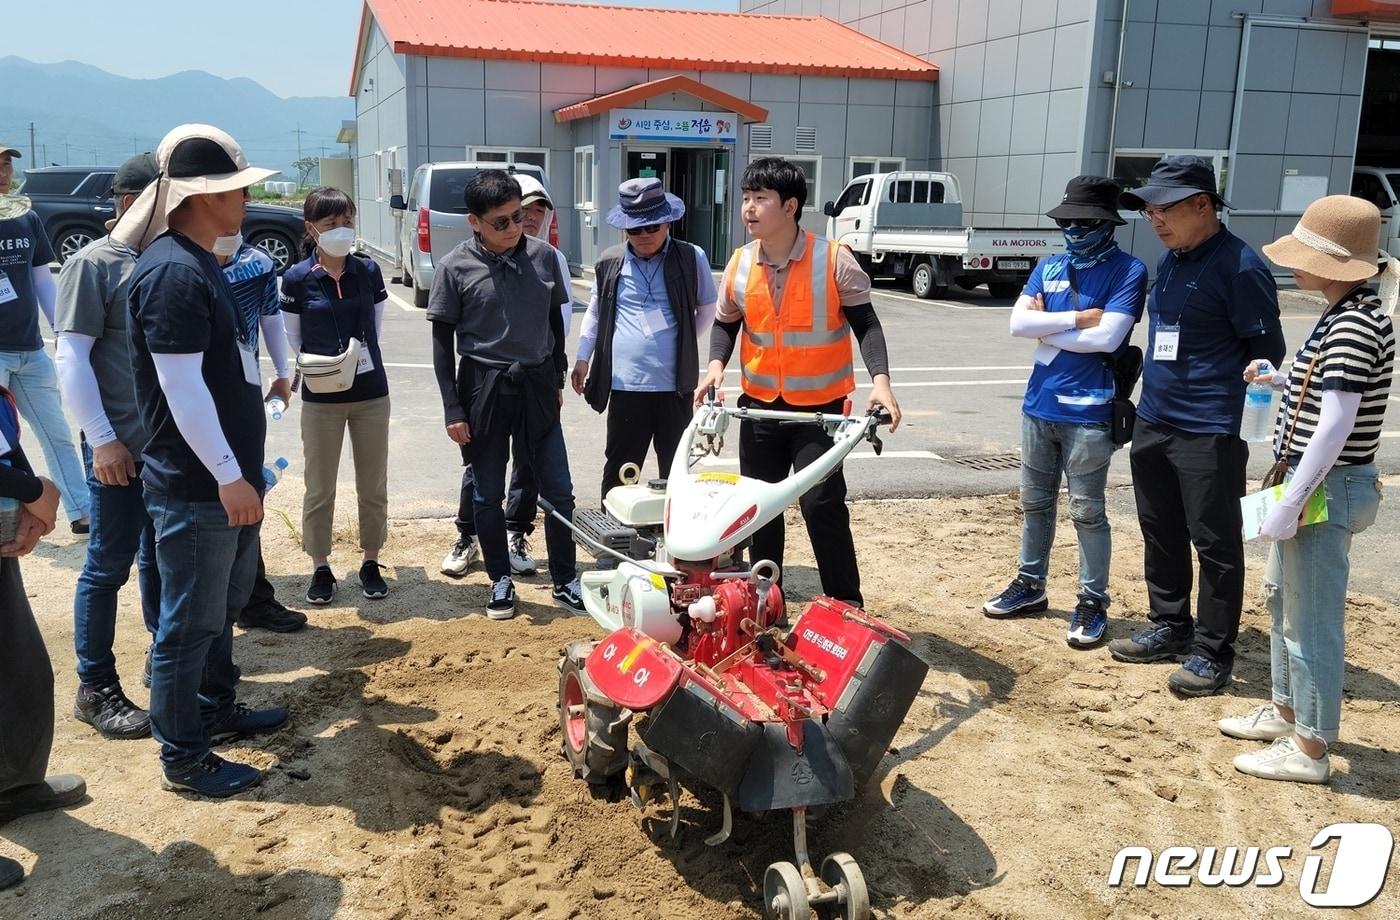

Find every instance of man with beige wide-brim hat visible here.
[1223,194,1397,785]
[118,124,288,798]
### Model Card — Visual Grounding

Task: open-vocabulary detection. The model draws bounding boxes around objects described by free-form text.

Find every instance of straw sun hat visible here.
[1263,195,1384,283]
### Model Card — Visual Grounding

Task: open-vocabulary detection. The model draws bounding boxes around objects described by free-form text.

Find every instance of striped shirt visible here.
[1275,287,1394,465]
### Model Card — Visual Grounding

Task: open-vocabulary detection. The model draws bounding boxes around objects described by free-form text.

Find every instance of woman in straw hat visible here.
[1221,195,1399,784]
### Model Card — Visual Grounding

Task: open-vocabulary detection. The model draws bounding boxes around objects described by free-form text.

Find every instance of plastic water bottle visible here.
[262,456,290,491]
[265,397,286,421]
[1241,361,1278,443]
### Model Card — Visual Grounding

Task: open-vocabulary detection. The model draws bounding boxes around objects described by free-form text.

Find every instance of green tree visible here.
[293,156,318,188]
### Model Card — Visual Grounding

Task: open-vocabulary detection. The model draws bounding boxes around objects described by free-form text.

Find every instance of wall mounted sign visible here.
[609,109,738,144]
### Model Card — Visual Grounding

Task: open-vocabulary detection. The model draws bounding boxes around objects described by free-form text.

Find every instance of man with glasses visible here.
[427,170,582,619]
[984,176,1146,650]
[1106,155,1285,696]
[571,178,717,495]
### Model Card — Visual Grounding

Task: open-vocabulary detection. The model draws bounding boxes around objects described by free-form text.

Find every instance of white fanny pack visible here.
[296,337,362,394]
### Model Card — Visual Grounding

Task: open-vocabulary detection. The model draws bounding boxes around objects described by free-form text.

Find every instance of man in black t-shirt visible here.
[112,125,285,798]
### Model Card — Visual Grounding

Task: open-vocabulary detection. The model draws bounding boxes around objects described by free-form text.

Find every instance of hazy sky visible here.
[8,0,743,98]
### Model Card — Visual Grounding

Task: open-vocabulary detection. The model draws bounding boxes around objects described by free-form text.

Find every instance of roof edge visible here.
[554,75,769,124]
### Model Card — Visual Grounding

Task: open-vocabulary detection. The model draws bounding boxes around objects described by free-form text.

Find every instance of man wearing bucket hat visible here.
[984,176,1147,649]
[571,178,716,496]
[1221,196,1396,783]
[112,124,288,797]
[1106,155,1286,697]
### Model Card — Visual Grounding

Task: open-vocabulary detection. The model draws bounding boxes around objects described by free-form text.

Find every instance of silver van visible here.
[390,161,553,307]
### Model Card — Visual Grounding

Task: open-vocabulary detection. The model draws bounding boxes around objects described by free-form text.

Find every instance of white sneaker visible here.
[507,531,538,576]
[1219,704,1293,741]
[441,535,478,576]
[1233,736,1330,784]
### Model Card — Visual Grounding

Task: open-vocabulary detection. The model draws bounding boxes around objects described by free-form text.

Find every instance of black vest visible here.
[584,240,700,413]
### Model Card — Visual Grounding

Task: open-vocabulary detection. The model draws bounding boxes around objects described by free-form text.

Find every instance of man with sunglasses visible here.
[1107,155,1284,697]
[571,178,716,495]
[984,176,1146,650]
[427,170,582,619]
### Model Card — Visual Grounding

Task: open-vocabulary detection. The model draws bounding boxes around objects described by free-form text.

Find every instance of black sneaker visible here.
[0,854,21,890]
[306,566,336,605]
[236,604,308,633]
[71,519,90,536]
[486,575,516,620]
[0,774,87,824]
[161,753,261,798]
[552,577,585,614]
[1168,655,1232,697]
[73,683,151,739]
[360,561,388,599]
[1108,623,1192,663]
[208,702,289,745]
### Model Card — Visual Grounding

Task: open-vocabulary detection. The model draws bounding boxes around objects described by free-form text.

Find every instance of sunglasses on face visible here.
[480,208,524,232]
[626,224,663,237]
[1056,218,1107,230]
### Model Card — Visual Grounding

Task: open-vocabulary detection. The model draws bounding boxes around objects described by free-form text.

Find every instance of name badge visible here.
[240,343,261,386]
[356,350,375,375]
[639,307,669,339]
[0,272,16,305]
[1153,324,1181,362]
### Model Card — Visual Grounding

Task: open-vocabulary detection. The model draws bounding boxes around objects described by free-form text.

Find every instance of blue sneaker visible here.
[1066,596,1108,648]
[1168,655,1231,697]
[161,753,262,798]
[208,703,289,745]
[982,576,1048,618]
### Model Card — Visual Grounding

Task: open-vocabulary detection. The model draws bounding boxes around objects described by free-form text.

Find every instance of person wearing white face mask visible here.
[279,187,392,605]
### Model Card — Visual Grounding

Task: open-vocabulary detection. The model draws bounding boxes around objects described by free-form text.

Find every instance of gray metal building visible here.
[347,0,937,273]
[742,0,1400,273]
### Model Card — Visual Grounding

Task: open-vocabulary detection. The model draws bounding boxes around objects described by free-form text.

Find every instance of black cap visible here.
[112,152,159,195]
[1119,155,1230,210]
[1045,175,1125,225]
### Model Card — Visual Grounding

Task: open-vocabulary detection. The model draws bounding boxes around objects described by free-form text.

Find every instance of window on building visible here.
[574,146,595,209]
[469,146,551,179]
[374,150,384,201]
[1112,149,1228,217]
[850,157,905,180]
[751,154,820,211]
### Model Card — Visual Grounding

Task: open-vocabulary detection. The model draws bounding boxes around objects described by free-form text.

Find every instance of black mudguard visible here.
[639,681,763,798]
[736,720,854,812]
[825,638,929,789]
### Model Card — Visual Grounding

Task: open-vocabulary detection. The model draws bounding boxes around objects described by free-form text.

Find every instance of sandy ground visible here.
[2,482,1398,920]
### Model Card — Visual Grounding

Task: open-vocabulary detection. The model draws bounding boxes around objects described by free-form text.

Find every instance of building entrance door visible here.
[671,146,730,267]
[626,149,668,185]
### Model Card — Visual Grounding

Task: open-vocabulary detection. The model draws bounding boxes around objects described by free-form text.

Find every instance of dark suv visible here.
[20,166,305,272]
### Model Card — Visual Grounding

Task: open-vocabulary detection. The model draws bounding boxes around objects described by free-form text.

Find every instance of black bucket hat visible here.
[1120,154,1231,210]
[1045,175,1126,226]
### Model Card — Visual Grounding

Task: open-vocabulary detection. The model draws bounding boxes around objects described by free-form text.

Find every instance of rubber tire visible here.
[247,230,297,275]
[557,640,629,784]
[820,852,870,920]
[987,281,1021,300]
[763,861,810,920]
[411,269,430,308]
[910,260,945,300]
[54,226,98,265]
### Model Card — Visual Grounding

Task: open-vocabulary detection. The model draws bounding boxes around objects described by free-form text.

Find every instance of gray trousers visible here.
[0,558,53,793]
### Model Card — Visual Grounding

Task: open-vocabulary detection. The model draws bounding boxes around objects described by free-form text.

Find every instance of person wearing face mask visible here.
[984,177,1147,649]
[440,174,571,579]
[279,187,391,605]
[213,234,307,634]
[53,153,163,740]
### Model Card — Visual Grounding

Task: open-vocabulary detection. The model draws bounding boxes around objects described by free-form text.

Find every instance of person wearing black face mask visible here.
[985,176,1147,651]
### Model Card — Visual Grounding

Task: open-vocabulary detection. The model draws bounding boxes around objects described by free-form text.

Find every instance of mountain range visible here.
[0,56,355,179]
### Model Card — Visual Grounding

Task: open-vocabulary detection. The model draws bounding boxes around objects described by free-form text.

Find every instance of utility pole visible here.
[64,141,70,164]
[27,122,35,162]
[292,122,306,161]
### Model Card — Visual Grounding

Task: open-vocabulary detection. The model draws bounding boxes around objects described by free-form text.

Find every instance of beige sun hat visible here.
[1263,195,1383,283]
[110,124,276,252]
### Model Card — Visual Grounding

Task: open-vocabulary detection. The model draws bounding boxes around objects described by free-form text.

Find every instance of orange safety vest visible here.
[726,231,854,406]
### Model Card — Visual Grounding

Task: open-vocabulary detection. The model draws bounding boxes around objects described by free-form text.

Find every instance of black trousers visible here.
[602,390,692,496]
[738,395,862,607]
[457,452,537,538]
[0,558,53,793]
[240,552,286,616]
[1129,418,1248,668]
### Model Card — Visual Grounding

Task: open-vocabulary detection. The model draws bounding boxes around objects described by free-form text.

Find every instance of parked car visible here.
[20,165,305,272]
[1351,166,1400,260]
[390,161,555,307]
[822,171,1063,299]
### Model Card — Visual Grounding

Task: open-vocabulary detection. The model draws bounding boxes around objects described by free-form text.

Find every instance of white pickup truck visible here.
[822,171,1063,299]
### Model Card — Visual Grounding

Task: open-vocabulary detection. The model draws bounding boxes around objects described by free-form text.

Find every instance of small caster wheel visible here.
[820,852,869,920]
[763,860,810,920]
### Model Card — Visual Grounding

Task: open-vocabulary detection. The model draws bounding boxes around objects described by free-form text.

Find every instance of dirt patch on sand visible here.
[2,487,1397,919]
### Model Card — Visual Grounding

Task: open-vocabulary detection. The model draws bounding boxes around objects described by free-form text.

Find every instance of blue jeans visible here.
[1018,414,1114,603]
[145,488,261,772]
[73,439,160,688]
[0,348,90,522]
[1266,463,1381,745]
[471,394,576,586]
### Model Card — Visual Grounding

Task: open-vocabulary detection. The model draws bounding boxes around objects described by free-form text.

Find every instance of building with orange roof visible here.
[346,0,937,277]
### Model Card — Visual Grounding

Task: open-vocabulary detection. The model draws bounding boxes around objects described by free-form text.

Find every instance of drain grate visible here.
[943,454,1022,471]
